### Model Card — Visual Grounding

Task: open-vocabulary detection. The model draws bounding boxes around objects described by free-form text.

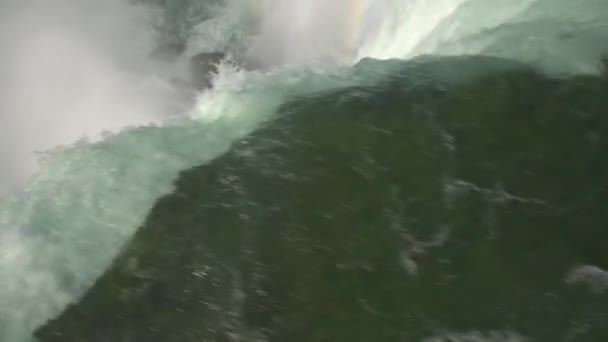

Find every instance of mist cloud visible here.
[0,0,187,192]
[244,0,362,67]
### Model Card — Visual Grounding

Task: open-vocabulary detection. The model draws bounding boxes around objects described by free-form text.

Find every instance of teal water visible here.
[35,57,608,341]
[1,0,608,341]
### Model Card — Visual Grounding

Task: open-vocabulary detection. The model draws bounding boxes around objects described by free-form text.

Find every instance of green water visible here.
[36,57,608,341]
[3,1,608,341]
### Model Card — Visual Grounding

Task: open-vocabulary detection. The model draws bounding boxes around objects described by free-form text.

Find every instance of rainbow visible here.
[344,0,365,61]
[249,0,367,64]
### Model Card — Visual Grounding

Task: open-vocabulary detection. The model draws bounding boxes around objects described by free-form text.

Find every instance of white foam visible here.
[423,330,528,342]
[565,265,608,294]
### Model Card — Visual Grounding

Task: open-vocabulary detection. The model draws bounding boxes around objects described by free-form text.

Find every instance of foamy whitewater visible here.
[1,0,607,340]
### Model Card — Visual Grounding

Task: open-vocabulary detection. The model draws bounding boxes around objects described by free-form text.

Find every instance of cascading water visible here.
[357,0,608,74]
[1,0,607,341]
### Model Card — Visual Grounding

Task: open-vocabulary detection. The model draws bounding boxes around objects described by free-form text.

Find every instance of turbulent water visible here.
[1,0,608,341]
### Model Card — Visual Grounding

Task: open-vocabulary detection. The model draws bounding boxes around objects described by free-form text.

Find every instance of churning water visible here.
[1,0,608,341]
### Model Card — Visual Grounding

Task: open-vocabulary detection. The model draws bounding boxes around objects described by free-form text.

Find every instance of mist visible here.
[0,0,386,192]
[0,0,188,193]
[243,0,363,67]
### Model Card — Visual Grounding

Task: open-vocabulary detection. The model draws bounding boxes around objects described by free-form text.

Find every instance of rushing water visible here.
[1,0,608,341]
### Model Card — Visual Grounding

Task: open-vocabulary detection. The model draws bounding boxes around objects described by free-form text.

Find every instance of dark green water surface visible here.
[36,57,608,341]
